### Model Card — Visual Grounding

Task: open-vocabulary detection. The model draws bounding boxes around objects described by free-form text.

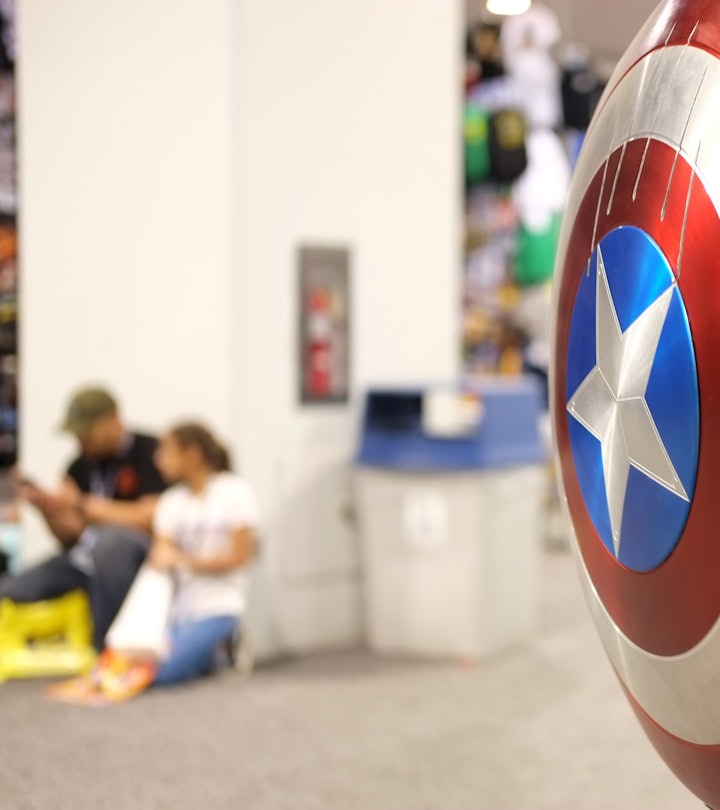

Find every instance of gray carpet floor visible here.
[0,549,700,810]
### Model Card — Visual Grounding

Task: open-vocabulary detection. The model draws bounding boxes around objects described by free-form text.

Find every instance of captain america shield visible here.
[551,1,720,807]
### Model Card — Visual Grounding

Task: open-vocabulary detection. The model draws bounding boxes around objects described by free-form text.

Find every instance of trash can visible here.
[355,377,546,660]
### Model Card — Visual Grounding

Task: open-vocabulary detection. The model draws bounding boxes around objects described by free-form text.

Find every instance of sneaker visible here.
[100,658,156,703]
[46,649,156,705]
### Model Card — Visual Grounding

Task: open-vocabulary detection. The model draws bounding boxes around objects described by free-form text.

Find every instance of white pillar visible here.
[18,0,462,657]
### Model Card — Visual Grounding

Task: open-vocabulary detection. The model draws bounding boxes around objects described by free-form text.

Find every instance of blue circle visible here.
[565,226,699,572]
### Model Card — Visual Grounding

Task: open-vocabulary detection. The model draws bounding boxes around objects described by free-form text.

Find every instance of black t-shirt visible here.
[66,432,166,500]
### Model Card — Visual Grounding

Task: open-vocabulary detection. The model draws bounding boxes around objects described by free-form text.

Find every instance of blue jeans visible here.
[154,615,238,686]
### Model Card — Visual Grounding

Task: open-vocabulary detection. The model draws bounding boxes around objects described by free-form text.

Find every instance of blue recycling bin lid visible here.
[355,377,546,471]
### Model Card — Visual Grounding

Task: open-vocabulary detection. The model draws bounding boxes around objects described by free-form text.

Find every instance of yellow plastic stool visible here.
[0,590,97,682]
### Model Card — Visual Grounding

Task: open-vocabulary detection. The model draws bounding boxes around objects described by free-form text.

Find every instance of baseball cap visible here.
[61,387,118,436]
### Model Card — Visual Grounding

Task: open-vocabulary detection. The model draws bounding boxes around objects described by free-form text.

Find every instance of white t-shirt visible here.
[153,472,260,624]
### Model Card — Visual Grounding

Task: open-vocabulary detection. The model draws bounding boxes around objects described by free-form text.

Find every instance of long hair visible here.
[167,422,232,472]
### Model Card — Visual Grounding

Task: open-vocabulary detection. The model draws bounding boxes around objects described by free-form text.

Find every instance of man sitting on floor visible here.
[0,386,167,649]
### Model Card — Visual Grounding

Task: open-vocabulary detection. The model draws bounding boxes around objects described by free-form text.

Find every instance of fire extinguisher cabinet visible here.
[354,377,546,660]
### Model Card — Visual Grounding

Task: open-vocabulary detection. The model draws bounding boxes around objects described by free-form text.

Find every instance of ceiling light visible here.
[486,0,531,15]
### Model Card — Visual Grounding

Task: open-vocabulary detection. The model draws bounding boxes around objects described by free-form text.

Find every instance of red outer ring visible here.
[598,1,720,114]
[554,137,720,656]
[621,677,720,809]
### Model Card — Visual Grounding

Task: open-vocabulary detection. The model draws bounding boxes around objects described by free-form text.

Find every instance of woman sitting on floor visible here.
[49,422,259,703]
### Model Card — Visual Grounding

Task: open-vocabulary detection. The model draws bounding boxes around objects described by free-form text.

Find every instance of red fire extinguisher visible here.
[306,288,332,398]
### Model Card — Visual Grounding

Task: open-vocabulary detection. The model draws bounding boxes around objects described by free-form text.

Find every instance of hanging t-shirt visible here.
[153,472,260,624]
[66,432,166,500]
[561,66,605,131]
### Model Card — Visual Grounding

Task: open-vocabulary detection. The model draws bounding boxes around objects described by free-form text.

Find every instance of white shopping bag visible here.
[105,565,174,658]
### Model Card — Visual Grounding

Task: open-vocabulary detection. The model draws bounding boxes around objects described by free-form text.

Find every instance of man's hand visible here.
[19,484,81,515]
[17,480,47,507]
[16,476,86,549]
[81,494,158,533]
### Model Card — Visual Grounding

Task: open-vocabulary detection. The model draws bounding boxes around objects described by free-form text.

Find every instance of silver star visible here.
[567,246,688,558]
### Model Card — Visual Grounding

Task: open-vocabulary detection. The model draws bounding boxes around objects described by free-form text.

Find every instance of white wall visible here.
[231,0,462,653]
[18,0,462,656]
[18,0,235,559]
